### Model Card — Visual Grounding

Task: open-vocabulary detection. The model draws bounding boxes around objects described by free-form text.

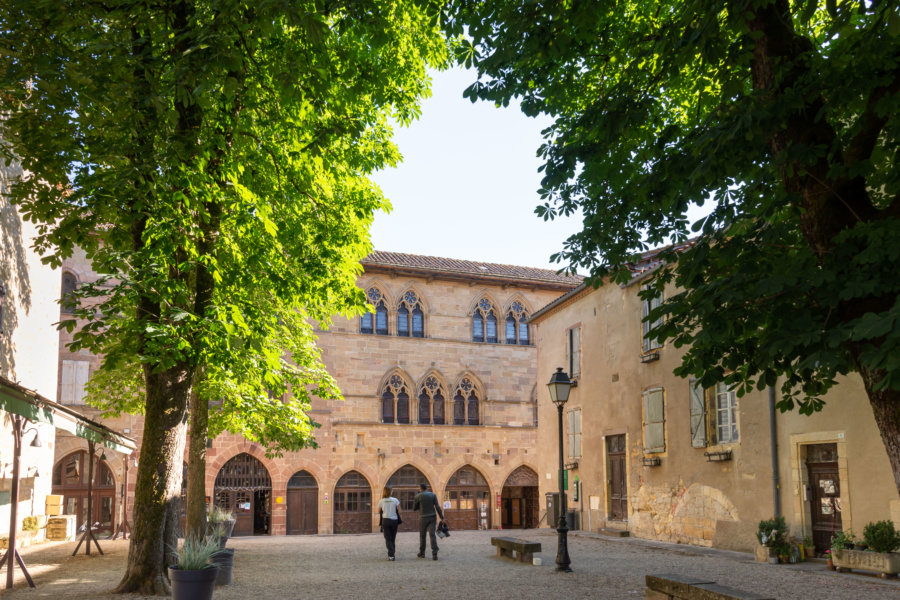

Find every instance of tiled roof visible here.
[361,251,582,287]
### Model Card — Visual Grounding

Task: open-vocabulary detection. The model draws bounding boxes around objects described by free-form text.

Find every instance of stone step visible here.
[597,528,630,537]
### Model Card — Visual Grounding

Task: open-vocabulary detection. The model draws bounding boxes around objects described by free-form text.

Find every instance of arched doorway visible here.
[333,471,372,534]
[501,466,539,529]
[286,470,318,535]
[444,465,491,530]
[214,453,272,536]
[52,450,116,536]
[385,465,431,533]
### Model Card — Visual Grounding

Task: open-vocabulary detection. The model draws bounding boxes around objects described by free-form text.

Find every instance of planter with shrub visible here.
[755,516,788,563]
[168,535,220,600]
[832,521,900,578]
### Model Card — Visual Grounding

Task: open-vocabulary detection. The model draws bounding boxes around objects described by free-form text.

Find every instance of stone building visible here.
[529,253,900,553]
[52,250,581,536]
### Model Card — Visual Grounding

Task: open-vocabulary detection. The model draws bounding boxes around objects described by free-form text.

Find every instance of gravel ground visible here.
[4,529,899,599]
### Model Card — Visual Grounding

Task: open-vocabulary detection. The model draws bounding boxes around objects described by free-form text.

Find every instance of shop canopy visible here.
[0,375,135,454]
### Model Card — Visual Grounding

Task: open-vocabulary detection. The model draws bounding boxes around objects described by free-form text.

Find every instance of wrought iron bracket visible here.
[704,450,733,462]
[641,457,661,467]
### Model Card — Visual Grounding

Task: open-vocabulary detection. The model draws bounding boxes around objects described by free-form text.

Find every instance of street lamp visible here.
[547,367,573,572]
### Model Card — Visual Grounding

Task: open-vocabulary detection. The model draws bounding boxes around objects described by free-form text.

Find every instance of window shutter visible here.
[73,361,90,405]
[706,388,718,445]
[643,389,665,453]
[641,297,651,353]
[567,411,575,458]
[61,360,75,404]
[689,380,707,448]
[569,327,581,377]
[574,411,582,457]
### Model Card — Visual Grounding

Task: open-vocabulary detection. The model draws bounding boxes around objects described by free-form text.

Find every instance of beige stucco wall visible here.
[0,159,60,537]
[534,280,780,552]
[778,373,900,545]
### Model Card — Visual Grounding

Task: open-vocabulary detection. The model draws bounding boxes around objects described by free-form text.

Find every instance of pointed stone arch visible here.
[332,469,373,534]
[377,368,415,424]
[451,371,486,426]
[359,278,393,335]
[501,464,540,529]
[415,369,449,425]
[467,291,502,343]
[384,463,433,533]
[213,452,273,536]
[500,294,533,345]
[443,463,493,530]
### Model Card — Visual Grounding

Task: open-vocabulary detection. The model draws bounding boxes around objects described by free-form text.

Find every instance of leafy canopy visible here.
[446,0,900,412]
[1,0,448,452]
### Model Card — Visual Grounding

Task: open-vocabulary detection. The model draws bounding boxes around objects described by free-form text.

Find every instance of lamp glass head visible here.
[547,367,572,406]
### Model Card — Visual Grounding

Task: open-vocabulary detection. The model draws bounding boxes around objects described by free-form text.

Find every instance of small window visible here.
[375,302,388,335]
[567,327,581,378]
[689,380,739,446]
[567,409,582,459]
[506,300,529,345]
[418,376,444,425]
[642,388,665,453]
[61,272,78,314]
[641,284,663,353]
[398,291,424,338]
[360,312,373,334]
[453,377,479,425]
[713,382,738,444]
[362,286,388,335]
[473,298,497,343]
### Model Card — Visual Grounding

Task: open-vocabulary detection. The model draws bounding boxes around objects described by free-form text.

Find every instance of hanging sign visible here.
[324,492,329,505]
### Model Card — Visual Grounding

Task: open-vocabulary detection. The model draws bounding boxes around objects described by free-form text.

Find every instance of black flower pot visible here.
[169,566,218,600]
[212,548,234,586]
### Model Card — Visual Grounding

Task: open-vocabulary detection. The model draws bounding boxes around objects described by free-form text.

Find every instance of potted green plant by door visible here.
[832,521,900,578]
[755,516,787,563]
[169,535,219,600]
[208,506,235,546]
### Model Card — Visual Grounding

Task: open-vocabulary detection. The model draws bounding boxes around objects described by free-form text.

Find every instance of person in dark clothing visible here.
[378,486,401,561]
[413,482,444,560]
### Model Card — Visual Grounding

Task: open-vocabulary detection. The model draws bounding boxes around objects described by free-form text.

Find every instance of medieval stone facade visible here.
[52,250,581,536]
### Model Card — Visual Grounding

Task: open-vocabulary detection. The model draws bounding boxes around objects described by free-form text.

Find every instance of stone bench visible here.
[491,536,541,564]
[646,574,775,600]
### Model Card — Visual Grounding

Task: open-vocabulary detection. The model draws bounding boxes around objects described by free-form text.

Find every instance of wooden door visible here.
[394,488,420,533]
[287,489,318,535]
[232,491,254,536]
[807,444,841,554]
[510,498,522,526]
[607,435,627,521]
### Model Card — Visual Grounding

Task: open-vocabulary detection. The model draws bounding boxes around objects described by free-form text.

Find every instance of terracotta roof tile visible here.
[362,251,582,286]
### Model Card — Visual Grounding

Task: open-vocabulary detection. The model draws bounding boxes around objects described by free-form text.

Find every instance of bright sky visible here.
[370,67,584,273]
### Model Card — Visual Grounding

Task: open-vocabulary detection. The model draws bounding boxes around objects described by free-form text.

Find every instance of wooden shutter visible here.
[61,360,75,404]
[689,379,707,448]
[568,327,581,377]
[706,387,718,445]
[567,411,575,459]
[641,296,651,353]
[642,388,665,453]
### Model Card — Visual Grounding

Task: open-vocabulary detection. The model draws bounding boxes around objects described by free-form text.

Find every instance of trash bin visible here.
[566,510,579,531]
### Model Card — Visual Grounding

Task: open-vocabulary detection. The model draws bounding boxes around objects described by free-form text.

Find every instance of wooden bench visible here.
[491,536,542,564]
[646,574,775,600]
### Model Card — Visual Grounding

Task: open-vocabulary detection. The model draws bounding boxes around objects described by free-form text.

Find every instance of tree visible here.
[446,1,900,491]
[1,0,445,592]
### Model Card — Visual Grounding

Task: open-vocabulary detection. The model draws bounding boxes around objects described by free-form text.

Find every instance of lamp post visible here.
[547,367,573,572]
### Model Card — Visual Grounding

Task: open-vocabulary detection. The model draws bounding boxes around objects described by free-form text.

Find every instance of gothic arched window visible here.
[505,300,529,345]
[382,374,410,424]
[472,298,497,343]
[418,376,445,425]
[61,272,78,314]
[397,291,424,338]
[453,378,479,425]
[362,287,389,335]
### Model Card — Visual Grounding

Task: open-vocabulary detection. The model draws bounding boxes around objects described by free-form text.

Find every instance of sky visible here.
[370,67,584,273]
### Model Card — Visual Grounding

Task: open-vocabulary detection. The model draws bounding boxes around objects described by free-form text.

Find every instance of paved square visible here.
[4,530,898,599]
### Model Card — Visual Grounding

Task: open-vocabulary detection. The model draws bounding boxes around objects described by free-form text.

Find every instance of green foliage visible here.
[208,505,233,525]
[757,516,787,548]
[831,530,855,551]
[172,535,219,571]
[21,516,38,532]
[0,0,448,455]
[862,520,900,554]
[445,1,900,470]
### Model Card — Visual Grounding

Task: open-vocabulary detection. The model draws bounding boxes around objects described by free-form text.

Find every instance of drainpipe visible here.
[769,385,781,517]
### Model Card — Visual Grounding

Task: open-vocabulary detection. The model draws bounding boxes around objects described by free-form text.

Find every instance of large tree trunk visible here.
[185,376,209,540]
[115,366,191,594]
[857,367,900,494]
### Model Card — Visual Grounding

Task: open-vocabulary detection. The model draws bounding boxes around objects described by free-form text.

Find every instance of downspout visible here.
[769,385,781,517]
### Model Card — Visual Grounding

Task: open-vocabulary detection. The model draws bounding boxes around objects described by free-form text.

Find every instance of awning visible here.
[0,375,135,454]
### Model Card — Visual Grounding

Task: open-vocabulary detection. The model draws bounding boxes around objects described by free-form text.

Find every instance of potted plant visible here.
[208,506,235,543]
[755,516,787,563]
[833,521,900,578]
[168,535,219,600]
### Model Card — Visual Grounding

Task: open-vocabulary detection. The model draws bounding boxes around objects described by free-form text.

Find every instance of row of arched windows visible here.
[381,372,482,426]
[360,285,530,345]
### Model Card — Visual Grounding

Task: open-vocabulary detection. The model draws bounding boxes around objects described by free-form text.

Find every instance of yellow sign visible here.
[276,496,284,504]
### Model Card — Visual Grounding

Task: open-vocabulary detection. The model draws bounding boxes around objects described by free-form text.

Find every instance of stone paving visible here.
[4,529,899,599]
